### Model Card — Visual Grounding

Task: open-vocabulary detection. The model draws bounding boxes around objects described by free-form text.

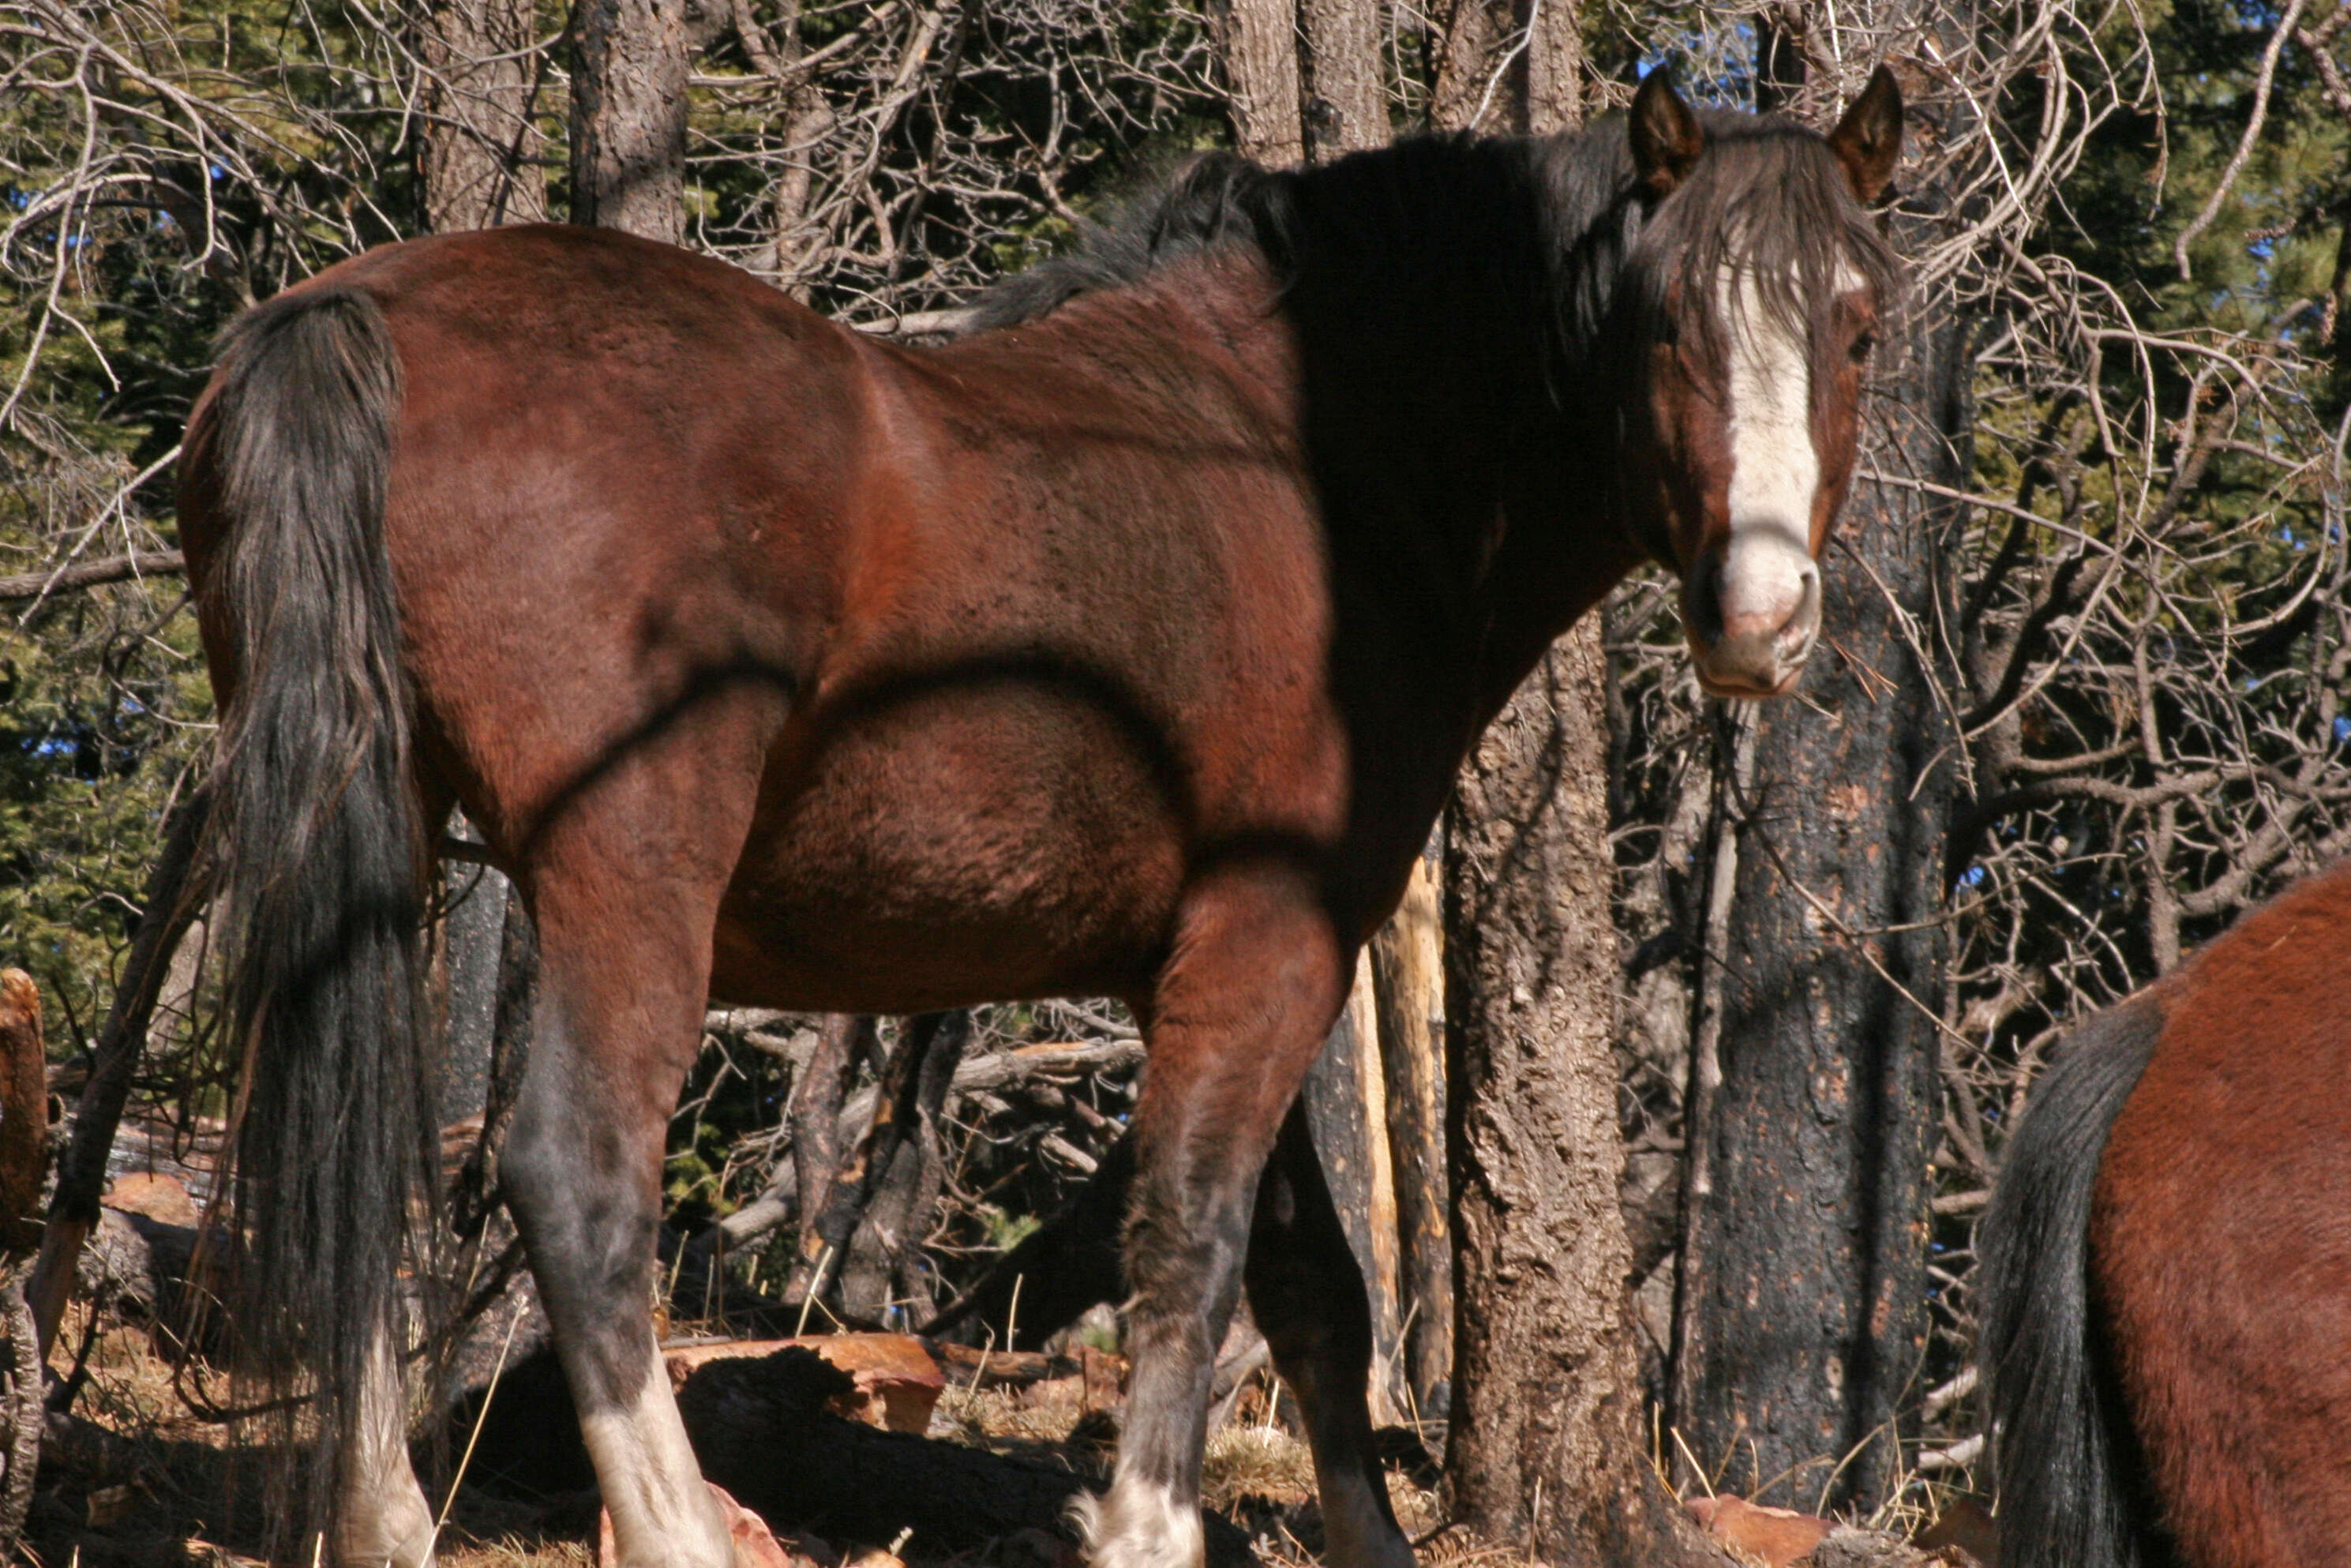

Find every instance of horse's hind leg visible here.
[495,718,774,1568]
[1247,1105,1413,1568]
[1086,863,1352,1568]
[503,874,737,1567]
[337,1325,437,1568]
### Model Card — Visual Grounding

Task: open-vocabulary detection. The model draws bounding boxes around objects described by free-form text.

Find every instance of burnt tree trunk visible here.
[1668,59,1968,1513]
[441,856,508,1124]
[28,789,212,1354]
[1443,629,1697,1566]
[1432,21,1702,1562]
[570,0,694,242]
[838,1012,971,1323]
[418,0,549,231]
[788,1013,876,1303]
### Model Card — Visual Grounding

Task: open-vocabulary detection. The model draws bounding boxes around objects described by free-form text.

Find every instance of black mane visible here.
[968,109,1898,407]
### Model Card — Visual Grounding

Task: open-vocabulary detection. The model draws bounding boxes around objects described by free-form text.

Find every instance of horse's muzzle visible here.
[1683,534,1821,698]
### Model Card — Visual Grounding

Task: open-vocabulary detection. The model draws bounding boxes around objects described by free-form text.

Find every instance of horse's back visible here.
[2090,856,2351,1566]
[186,227,1354,1011]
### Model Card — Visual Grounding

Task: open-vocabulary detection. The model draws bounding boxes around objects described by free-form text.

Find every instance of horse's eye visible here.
[1850,331,1877,362]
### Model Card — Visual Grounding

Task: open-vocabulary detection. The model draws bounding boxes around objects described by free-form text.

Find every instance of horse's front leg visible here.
[1085,862,1353,1568]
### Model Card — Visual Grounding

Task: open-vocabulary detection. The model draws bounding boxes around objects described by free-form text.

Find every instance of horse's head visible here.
[1612,66,1902,698]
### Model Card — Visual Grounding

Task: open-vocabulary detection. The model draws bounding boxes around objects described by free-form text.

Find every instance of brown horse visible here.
[1982,853,2351,1568]
[178,66,1901,1568]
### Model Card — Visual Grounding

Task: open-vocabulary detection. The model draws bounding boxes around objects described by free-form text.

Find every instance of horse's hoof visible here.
[598,1484,789,1568]
[711,1484,794,1568]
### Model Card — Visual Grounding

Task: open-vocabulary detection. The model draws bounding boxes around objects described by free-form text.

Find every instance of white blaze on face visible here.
[1715,262,1820,640]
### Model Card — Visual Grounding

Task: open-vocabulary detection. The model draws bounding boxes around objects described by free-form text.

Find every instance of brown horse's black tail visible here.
[1978,999,2163,1568]
[197,285,433,1555]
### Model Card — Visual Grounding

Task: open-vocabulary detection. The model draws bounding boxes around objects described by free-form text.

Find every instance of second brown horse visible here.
[178,66,1903,1568]
[1983,853,2351,1568]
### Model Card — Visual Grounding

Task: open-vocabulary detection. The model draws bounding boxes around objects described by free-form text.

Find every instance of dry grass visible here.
[30,1302,1490,1568]
[439,1540,596,1568]
[1201,1423,1318,1514]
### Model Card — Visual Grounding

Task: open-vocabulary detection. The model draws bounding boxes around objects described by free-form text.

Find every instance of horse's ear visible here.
[1629,66,1704,197]
[1827,65,1903,204]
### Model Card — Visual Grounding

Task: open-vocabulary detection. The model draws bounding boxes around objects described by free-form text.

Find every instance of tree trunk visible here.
[1299,0,1385,157]
[1667,58,1969,1509]
[418,0,549,231]
[1369,845,1451,1416]
[1443,628,1697,1566]
[1218,0,1305,165]
[570,0,694,242]
[1518,0,1582,135]
[1299,955,1407,1423]
[28,790,212,1355]
[441,857,508,1124]
[789,1014,875,1302]
[1430,21,1697,1562]
[1430,0,1574,133]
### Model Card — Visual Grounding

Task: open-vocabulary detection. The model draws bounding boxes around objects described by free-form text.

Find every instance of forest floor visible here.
[18,1293,1995,1568]
[19,1296,1481,1568]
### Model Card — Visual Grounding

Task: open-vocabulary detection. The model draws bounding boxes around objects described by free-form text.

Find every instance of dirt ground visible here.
[19,1300,1476,1568]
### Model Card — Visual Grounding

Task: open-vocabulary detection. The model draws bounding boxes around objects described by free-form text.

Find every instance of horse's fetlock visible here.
[1072,1476,1206,1568]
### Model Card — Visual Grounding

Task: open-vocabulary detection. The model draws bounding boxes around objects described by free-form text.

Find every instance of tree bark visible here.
[1430,0,1575,133]
[1667,62,1968,1506]
[441,857,508,1124]
[1519,0,1582,136]
[788,1013,871,1302]
[1299,0,1385,157]
[1430,24,1698,1563]
[1369,845,1452,1416]
[1219,0,1305,165]
[570,0,695,242]
[1443,628,1697,1566]
[418,0,549,231]
[1300,955,1406,1423]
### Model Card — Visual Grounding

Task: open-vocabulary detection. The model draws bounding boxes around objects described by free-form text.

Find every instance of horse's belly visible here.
[711,685,1190,1011]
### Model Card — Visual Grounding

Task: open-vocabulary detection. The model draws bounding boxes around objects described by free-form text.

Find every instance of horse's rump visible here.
[1987,856,2351,1568]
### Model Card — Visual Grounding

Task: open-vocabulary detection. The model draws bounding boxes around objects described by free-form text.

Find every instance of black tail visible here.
[198,285,433,1554]
[1978,996,2164,1568]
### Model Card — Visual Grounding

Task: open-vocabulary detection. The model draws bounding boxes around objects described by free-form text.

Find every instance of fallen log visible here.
[665,1334,945,1433]
[925,1341,1076,1389]
[672,1345,1255,1565]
